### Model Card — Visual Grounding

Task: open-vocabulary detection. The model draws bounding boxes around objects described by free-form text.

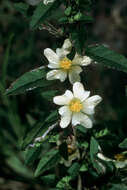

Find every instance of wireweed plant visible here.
[2,0,127,189]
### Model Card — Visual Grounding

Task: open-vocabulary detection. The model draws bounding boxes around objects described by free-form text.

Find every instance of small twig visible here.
[29,122,58,147]
[77,175,82,190]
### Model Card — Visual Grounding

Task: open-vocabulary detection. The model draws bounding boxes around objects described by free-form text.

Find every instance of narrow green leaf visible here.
[68,162,80,179]
[22,111,58,149]
[30,1,61,29]
[90,137,99,160]
[56,176,72,189]
[2,34,14,87]
[25,146,41,165]
[14,3,29,16]
[90,137,105,174]
[86,45,127,73]
[70,24,87,54]
[6,66,50,96]
[77,125,88,134]
[109,184,127,190]
[34,149,60,177]
[41,174,56,185]
[6,155,33,178]
[119,138,127,149]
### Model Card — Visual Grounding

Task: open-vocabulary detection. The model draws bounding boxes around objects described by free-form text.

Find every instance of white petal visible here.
[81,56,92,66]
[85,95,102,106]
[60,114,72,128]
[44,48,59,64]
[71,66,83,74]
[72,112,93,128]
[73,53,92,66]
[59,106,71,116]
[72,53,83,65]
[56,48,66,59]
[82,103,95,115]
[48,63,60,69]
[73,82,90,101]
[56,39,72,58]
[53,90,73,105]
[62,39,72,53]
[65,90,74,100]
[82,95,102,115]
[46,70,67,82]
[69,70,81,84]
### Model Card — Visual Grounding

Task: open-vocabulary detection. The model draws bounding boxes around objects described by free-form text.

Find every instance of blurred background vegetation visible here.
[0,0,127,189]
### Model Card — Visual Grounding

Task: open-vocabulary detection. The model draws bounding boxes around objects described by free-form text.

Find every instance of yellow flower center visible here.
[60,57,72,70]
[69,99,83,112]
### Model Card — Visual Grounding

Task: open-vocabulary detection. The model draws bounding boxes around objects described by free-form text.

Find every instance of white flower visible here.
[44,39,92,84]
[43,0,55,5]
[53,82,102,128]
[97,153,127,169]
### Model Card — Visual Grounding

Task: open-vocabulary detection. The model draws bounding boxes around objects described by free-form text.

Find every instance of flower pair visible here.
[44,39,102,128]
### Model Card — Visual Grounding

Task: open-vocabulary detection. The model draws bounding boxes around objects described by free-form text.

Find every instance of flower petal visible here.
[46,70,67,82]
[71,66,82,74]
[85,95,102,106]
[48,63,60,69]
[72,53,83,65]
[60,113,72,128]
[72,53,92,66]
[59,106,71,116]
[62,39,72,53]
[53,90,73,105]
[72,112,93,128]
[82,103,95,115]
[69,70,81,84]
[73,82,90,101]
[81,56,92,66]
[44,48,59,64]
[82,95,102,115]
[56,39,72,58]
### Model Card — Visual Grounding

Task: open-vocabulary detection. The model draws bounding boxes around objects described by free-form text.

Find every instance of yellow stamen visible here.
[114,154,125,161]
[60,57,72,70]
[69,99,83,112]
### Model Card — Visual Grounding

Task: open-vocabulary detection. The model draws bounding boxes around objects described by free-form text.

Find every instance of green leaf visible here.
[90,137,99,162]
[30,1,61,29]
[70,24,87,54]
[25,146,41,165]
[34,149,60,177]
[6,66,50,96]
[2,34,14,87]
[86,45,127,73]
[56,176,72,189]
[41,174,56,185]
[14,3,29,16]
[22,111,58,149]
[80,163,88,172]
[119,138,127,149]
[6,155,33,178]
[90,137,105,174]
[95,128,109,139]
[45,110,58,123]
[41,90,58,101]
[68,162,80,179]
[109,184,127,190]
[77,125,88,134]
